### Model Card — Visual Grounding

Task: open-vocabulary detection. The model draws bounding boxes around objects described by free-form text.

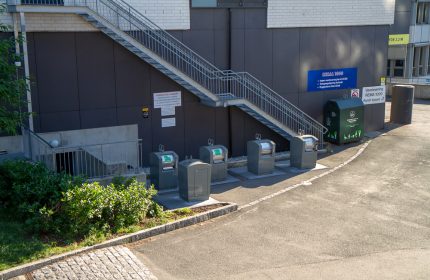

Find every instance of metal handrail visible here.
[21,127,144,178]
[10,0,327,140]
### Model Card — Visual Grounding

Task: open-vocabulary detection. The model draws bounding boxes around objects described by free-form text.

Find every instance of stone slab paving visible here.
[30,246,157,280]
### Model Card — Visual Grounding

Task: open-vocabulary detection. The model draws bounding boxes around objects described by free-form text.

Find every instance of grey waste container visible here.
[149,151,178,191]
[199,145,228,182]
[390,85,414,124]
[178,159,211,201]
[290,135,319,169]
[247,139,276,175]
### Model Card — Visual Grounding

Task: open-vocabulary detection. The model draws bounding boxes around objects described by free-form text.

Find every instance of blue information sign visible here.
[307,68,357,92]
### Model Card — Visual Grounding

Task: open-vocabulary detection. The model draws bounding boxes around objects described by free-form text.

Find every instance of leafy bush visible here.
[62,179,160,236]
[0,161,79,226]
[0,160,163,239]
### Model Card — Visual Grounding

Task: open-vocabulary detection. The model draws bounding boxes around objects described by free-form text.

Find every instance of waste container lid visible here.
[328,98,364,110]
[179,159,208,167]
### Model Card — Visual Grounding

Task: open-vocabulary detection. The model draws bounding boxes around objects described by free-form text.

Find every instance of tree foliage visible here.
[0,4,30,135]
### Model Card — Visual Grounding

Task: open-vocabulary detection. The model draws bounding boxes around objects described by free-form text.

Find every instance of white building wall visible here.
[0,0,190,31]
[268,0,395,28]
[0,0,13,29]
[26,13,97,31]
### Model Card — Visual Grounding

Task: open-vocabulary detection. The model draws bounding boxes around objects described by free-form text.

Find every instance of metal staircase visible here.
[8,0,327,142]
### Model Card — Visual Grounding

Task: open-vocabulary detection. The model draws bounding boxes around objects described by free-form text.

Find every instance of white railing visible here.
[22,127,143,178]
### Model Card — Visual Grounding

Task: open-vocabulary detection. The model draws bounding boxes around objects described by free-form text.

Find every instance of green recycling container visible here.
[324,98,364,145]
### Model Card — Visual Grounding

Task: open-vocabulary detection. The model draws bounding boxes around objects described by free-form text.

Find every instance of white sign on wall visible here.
[161,106,175,116]
[161,117,176,128]
[154,91,182,108]
[362,86,386,105]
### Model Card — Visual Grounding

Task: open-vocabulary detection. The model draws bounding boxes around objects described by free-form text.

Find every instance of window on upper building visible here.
[387,60,405,77]
[416,2,430,24]
[191,0,217,7]
[413,46,430,77]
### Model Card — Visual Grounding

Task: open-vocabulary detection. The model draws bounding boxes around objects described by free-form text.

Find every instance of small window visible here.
[394,60,405,77]
[191,0,217,7]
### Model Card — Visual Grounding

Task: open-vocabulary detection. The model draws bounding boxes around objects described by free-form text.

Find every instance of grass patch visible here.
[0,207,196,271]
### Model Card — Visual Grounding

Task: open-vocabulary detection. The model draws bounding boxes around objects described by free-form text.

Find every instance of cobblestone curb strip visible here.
[0,203,238,280]
[31,246,157,280]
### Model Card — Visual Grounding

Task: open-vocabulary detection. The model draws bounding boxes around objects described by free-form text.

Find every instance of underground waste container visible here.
[178,159,211,201]
[324,98,364,145]
[247,139,276,175]
[149,151,178,191]
[290,135,319,169]
[199,145,228,182]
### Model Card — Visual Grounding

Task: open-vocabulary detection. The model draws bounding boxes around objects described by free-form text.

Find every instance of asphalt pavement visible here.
[130,100,430,280]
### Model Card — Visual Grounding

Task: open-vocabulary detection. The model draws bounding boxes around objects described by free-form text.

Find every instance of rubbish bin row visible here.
[149,137,319,202]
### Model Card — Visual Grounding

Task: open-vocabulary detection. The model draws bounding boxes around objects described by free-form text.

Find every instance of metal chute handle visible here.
[208,138,214,146]
[158,144,165,152]
[255,133,262,140]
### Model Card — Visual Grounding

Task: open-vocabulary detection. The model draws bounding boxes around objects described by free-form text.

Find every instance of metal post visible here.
[19,12,34,131]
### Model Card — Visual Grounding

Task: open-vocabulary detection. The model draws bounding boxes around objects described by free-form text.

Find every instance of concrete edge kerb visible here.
[0,203,238,280]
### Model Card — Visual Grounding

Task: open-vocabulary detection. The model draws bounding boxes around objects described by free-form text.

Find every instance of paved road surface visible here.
[131,101,430,280]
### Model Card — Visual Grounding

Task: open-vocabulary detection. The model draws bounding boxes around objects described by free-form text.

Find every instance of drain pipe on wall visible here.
[17,12,34,131]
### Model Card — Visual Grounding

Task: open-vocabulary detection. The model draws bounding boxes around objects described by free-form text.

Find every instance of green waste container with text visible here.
[324,98,364,145]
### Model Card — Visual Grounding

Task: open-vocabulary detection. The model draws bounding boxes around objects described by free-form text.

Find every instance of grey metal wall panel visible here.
[113,43,151,107]
[184,103,216,156]
[213,9,229,30]
[33,33,79,113]
[75,32,116,110]
[351,26,375,88]
[80,108,118,129]
[183,30,216,65]
[374,26,389,86]
[214,29,229,70]
[244,29,273,86]
[244,8,266,29]
[116,106,152,164]
[230,107,245,156]
[231,29,245,71]
[272,29,300,96]
[391,11,412,34]
[298,92,325,122]
[395,0,412,12]
[39,111,81,132]
[231,9,245,29]
[190,9,215,30]
[215,107,230,149]
[299,28,327,93]
[325,27,352,69]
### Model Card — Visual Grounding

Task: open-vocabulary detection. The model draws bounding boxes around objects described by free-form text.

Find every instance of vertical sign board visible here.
[362,86,386,105]
[308,68,357,92]
[154,91,181,128]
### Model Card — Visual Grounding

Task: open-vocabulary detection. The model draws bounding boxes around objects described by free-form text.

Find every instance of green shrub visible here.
[62,179,161,237]
[0,160,80,233]
[0,160,164,239]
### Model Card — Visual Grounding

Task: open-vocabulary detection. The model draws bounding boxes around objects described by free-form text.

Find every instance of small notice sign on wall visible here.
[161,106,175,116]
[161,117,176,128]
[362,86,386,105]
[154,91,182,108]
